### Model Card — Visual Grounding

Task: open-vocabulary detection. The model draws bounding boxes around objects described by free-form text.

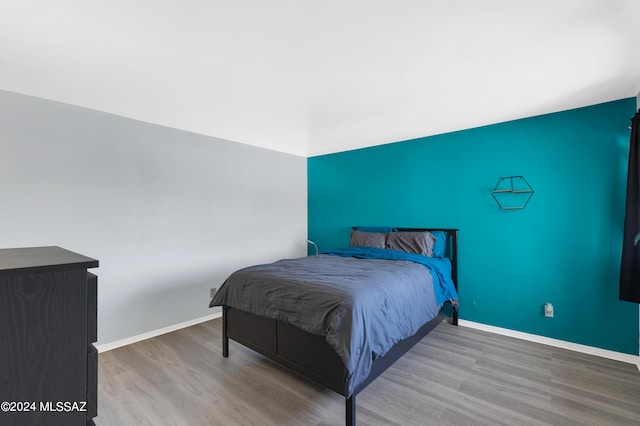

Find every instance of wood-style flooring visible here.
[95,318,640,425]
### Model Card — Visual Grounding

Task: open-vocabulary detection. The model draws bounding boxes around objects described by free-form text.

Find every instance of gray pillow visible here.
[386,231,435,256]
[349,230,386,248]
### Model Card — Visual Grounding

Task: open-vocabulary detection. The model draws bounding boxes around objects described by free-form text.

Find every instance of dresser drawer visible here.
[87,273,98,343]
[87,344,98,420]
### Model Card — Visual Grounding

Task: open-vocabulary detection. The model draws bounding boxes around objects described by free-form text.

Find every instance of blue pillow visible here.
[430,231,447,257]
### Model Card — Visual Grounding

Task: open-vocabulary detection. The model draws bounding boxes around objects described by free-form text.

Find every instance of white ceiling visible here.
[2,1,639,157]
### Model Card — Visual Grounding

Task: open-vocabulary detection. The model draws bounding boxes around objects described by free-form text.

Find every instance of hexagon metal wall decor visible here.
[491,176,534,210]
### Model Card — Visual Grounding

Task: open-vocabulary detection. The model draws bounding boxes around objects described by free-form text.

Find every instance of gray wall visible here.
[0,90,307,345]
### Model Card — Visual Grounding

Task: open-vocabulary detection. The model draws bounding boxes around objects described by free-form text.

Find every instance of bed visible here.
[210,227,459,425]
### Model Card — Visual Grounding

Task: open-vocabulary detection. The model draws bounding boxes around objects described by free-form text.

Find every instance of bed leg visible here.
[346,395,355,426]
[452,308,458,326]
[222,306,229,357]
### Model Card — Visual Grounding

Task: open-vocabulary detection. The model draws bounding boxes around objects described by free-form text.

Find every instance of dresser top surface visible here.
[0,246,98,275]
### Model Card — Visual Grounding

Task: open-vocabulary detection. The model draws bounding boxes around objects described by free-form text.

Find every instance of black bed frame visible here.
[220,228,458,425]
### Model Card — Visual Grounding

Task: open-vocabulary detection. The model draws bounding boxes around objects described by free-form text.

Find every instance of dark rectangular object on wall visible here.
[0,246,99,426]
[621,109,640,303]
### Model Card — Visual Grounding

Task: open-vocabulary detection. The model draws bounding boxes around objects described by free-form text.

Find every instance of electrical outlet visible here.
[210,287,217,298]
[544,302,554,318]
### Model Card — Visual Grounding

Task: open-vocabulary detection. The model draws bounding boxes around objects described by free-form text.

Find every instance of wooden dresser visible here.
[0,246,99,426]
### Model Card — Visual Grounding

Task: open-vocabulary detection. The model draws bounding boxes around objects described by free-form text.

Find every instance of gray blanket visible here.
[210,254,443,396]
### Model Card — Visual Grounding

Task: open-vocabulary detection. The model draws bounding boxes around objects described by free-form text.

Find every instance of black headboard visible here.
[352,227,458,292]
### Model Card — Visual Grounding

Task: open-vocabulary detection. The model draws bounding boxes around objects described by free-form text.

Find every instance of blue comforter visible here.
[325,247,457,305]
[210,248,458,396]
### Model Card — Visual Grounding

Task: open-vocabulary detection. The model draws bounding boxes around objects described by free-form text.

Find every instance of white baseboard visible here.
[95,312,640,373]
[95,311,222,353]
[459,320,640,371]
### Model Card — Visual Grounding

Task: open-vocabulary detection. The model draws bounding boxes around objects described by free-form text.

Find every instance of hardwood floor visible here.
[95,318,640,425]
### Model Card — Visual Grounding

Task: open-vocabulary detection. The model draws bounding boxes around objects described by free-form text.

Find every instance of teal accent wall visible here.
[308,98,639,355]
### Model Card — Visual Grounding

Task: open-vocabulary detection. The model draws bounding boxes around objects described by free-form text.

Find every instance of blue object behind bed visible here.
[324,247,458,305]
